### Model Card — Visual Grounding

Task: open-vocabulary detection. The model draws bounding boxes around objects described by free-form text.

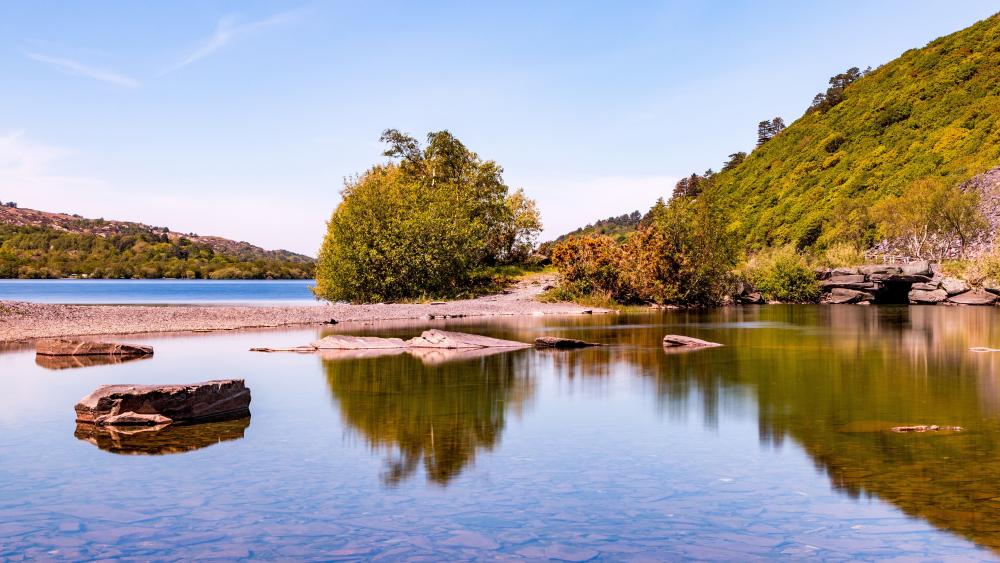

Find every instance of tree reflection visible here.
[323,350,534,486]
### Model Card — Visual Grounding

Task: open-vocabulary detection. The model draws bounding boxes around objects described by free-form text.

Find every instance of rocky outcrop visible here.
[75,379,251,427]
[534,336,601,349]
[662,335,723,349]
[36,339,153,357]
[816,262,999,306]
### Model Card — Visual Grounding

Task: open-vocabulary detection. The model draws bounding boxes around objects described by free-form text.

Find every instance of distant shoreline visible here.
[0,276,605,344]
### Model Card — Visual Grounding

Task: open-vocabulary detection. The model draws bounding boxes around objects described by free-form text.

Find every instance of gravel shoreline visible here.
[0,277,606,343]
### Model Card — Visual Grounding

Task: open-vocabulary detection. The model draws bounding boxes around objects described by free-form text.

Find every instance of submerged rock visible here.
[534,336,601,349]
[891,425,963,433]
[662,335,723,349]
[36,339,152,357]
[75,379,251,427]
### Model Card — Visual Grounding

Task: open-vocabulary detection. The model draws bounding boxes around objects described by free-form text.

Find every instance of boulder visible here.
[910,282,940,291]
[406,330,530,349]
[940,277,970,296]
[869,273,932,284]
[985,279,1000,296]
[821,280,876,291]
[534,337,601,349]
[858,265,902,276]
[735,291,764,304]
[662,335,723,349]
[947,289,998,306]
[36,339,152,357]
[826,288,874,304]
[900,261,932,277]
[827,274,866,284]
[909,288,948,304]
[831,267,859,276]
[75,379,251,427]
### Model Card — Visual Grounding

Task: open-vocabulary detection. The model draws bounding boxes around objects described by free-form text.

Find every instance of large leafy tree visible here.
[315,130,542,303]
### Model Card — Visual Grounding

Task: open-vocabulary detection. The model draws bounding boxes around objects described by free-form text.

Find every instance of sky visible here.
[1,1,998,256]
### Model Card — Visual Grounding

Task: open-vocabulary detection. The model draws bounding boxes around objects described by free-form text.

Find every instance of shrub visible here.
[818,242,865,268]
[742,246,821,303]
[549,235,625,300]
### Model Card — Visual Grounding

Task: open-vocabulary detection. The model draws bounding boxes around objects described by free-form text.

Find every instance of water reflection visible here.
[645,306,1000,552]
[35,353,152,371]
[323,351,534,486]
[74,418,251,455]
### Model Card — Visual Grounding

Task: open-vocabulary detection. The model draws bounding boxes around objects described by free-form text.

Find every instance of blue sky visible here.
[1,1,997,255]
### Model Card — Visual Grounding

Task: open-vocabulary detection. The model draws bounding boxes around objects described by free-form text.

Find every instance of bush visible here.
[818,242,865,269]
[314,130,541,303]
[742,246,821,303]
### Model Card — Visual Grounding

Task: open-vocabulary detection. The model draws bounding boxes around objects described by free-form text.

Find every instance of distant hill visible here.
[706,12,1000,250]
[0,204,314,279]
[551,211,643,243]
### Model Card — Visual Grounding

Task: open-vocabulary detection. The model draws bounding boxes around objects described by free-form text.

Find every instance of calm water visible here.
[0,279,319,305]
[3,306,1000,560]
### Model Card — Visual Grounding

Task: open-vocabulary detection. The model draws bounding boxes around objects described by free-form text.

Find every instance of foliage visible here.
[818,241,867,268]
[0,225,313,279]
[756,117,786,146]
[705,14,1000,251]
[741,246,821,303]
[871,177,987,259]
[542,211,643,252]
[549,196,739,306]
[807,67,868,113]
[314,130,542,303]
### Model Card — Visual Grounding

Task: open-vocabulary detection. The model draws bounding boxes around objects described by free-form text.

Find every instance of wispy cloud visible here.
[163,10,299,74]
[24,52,140,88]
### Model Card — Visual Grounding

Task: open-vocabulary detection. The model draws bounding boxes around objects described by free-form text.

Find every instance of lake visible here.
[0,279,319,305]
[3,306,1000,559]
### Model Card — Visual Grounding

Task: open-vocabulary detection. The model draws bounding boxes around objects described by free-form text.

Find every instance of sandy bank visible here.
[0,276,606,343]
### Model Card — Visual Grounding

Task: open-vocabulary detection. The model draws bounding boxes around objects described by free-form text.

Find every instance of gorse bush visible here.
[314,130,541,303]
[549,195,738,306]
[742,246,821,303]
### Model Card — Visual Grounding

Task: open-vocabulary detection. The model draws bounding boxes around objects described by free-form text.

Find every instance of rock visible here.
[909,288,948,304]
[858,265,902,276]
[910,282,940,291]
[900,261,932,277]
[406,329,530,349]
[662,335,723,348]
[984,279,1000,296]
[831,267,859,276]
[891,425,962,433]
[827,274,866,284]
[947,289,998,306]
[75,379,251,427]
[311,335,408,350]
[36,339,152,357]
[940,277,970,296]
[534,336,600,349]
[869,273,932,284]
[826,288,874,304]
[821,280,876,291]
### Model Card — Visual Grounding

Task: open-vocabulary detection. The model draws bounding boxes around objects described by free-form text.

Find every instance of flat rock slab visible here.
[534,336,601,349]
[75,379,251,427]
[37,339,153,357]
[947,289,998,306]
[306,330,529,351]
[826,288,874,304]
[909,288,948,304]
[662,335,723,349]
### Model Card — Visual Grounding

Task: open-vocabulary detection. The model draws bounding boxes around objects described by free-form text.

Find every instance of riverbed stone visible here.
[947,289,998,306]
[75,379,251,426]
[663,335,723,348]
[36,339,153,357]
[909,288,948,304]
[826,288,874,304]
[534,336,600,349]
[941,277,970,296]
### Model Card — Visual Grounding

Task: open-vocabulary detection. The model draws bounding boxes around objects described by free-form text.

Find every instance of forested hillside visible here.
[0,206,314,279]
[707,13,1000,250]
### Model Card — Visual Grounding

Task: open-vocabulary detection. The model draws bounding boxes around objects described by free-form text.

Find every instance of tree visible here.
[722,152,747,171]
[314,130,542,303]
[808,66,867,113]
[871,177,987,260]
[756,117,786,146]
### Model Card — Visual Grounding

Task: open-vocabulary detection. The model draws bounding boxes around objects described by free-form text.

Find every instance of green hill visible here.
[708,12,1000,250]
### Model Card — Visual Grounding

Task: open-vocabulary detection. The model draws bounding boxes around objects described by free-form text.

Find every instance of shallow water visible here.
[0,279,318,305]
[3,306,1000,560]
